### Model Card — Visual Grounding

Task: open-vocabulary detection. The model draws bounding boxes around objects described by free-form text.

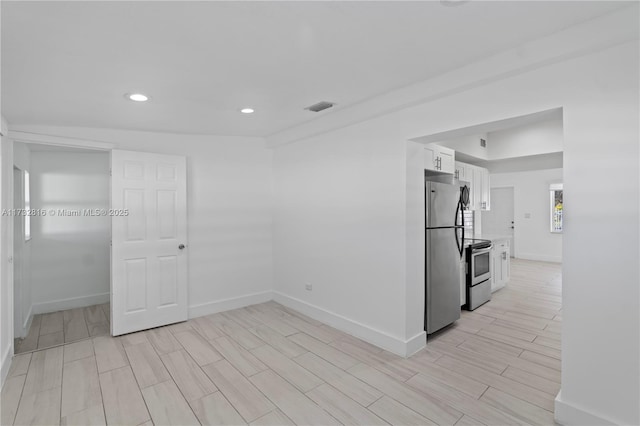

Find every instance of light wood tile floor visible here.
[2,259,561,425]
[15,303,110,354]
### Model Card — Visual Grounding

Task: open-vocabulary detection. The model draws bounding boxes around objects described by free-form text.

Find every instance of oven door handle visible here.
[473,247,492,255]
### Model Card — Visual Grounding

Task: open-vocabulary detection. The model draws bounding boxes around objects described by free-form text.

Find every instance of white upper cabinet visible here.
[454,161,470,182]
[473,166,490,211]
[424,144,455,174]
[456,161,491,211]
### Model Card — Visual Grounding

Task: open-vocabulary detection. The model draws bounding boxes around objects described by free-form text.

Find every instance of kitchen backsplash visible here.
[459,210,474,231]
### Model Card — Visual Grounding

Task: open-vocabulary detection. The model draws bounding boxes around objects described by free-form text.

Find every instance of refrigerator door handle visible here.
[455,225,462,257]
[454,200,464,258]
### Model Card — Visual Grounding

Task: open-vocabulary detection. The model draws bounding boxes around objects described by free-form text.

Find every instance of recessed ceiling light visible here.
[240,108,255,114]
[126,93,149,102]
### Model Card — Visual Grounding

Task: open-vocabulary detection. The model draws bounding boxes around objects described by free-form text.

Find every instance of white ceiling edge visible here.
[25,142,109,154]
[7,124,266,147]
[9,130,115,151]
[414,108,562,145]
[265,4,639,149]
[486,152,564,174]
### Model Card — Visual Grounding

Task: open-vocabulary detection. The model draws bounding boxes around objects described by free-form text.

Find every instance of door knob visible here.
[178,244,186,250]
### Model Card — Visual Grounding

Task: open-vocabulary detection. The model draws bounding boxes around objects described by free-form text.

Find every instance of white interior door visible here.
[481,187,515,257]
[111,150,188,336]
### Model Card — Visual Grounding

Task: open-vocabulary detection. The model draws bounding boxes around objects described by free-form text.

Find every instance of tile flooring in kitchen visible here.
[1,258,562,425]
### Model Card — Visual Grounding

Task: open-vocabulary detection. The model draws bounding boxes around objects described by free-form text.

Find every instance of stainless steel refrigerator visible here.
[425,179,463,334]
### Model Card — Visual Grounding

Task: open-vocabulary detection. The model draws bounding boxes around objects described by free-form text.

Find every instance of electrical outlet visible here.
[305,283,313,291]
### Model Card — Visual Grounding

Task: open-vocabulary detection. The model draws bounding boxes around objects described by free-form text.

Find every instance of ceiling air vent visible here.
[305,101,335,112]
[480,138,487,148]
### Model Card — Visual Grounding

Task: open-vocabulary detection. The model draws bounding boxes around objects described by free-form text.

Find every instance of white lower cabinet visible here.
[491,239,510,292]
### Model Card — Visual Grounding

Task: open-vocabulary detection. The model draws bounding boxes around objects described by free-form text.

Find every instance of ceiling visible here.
[1,1,628,137]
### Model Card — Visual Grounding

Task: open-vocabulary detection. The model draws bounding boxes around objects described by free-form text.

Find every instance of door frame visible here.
[13,166,24,338]
[4,131,114,359]
[488,185,516,258]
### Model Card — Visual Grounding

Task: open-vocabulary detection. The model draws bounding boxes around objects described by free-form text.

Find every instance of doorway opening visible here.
[482,187,515,257]
[412,107,564,350]
[13,142,110,354]
[415,107,564,265]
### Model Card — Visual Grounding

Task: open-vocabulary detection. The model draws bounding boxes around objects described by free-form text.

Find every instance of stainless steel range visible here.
[465,239,492,310]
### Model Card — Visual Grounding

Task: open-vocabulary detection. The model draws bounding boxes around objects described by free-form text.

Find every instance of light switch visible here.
[524,213,531,219]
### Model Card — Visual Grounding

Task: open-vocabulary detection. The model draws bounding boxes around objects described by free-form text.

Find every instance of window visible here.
[24,170,31,241]
[550,183,563,233]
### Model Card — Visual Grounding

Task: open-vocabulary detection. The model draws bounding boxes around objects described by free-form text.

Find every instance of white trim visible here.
[405,331,427,357]
[516,253,562,264]
[8,130,114,151]
[273,291,418,357]
[1,138,16,390]
[0,343,13,389]
[32,292,110,315]
[20,305,33,340]
[188,291,273,319]
[1,116,8,137]
[555,390,618,426]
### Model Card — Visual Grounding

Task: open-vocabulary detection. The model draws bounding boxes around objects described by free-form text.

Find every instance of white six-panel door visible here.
[111,150,188,336]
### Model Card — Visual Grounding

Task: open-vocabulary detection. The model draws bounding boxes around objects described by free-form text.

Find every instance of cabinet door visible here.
[490,247,498,292]
[502,242,510,284]
[454,162,465,181]
[472,166,483,211]
[437,146,455,174]
[424,146,437,171]
[481,169,491,210]
[472,167,491,211]
[467,164,476,210]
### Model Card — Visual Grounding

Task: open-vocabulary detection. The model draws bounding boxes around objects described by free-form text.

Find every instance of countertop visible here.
[470,234,512,242]
[462,234,512,248]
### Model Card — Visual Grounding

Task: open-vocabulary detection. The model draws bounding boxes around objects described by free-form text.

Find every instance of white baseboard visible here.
[517,253,562,263]
[189,291,273,319]
[1,343,14,390]
[405,331,427,357]
[32,292,110,315]
[273,291,419,357]
[555,390,618,425]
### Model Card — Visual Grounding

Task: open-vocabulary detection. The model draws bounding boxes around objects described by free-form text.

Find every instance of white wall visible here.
[437,119,562,162]
[12,142,31,336]
[436,134,489,160]
[8,127,274,319]
[272,36,639,426]
[0,12,637,426]
[485,168,563,262]
[488,118,563,160]
[29,151,110,312]
[273,122,409,353]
